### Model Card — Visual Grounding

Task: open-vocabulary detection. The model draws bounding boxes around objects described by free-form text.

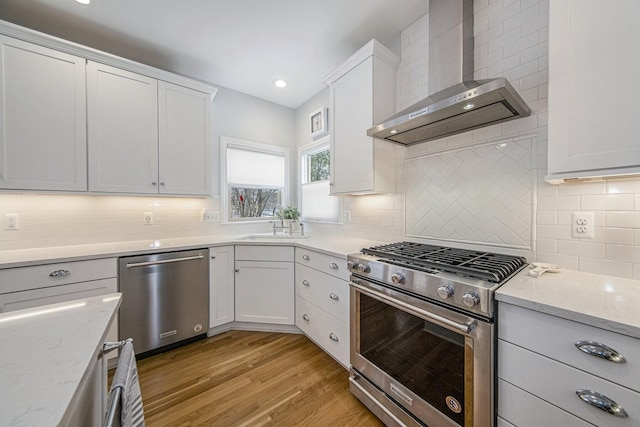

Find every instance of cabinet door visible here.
[234,260,294,325]
[87,61,158,193]
[330,57,375,194]
[209,246,235,328]
[547,0,640,179]
[158,81,211,195]
[0,35,87,191]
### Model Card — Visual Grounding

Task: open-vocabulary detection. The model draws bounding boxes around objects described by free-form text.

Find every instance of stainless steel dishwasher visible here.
[118,248,209,356]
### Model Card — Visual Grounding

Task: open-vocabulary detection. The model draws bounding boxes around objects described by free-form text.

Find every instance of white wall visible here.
[0,86,295,250]
[399,0,640,279]
[296,0,640,280]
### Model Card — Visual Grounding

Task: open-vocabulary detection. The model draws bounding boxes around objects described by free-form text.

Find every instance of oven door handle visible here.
[351,281,475,334]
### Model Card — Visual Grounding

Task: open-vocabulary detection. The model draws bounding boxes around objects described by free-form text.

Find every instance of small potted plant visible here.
[277,205,301,234]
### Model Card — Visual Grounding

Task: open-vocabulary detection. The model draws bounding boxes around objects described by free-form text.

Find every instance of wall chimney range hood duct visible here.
[368,0,530,146]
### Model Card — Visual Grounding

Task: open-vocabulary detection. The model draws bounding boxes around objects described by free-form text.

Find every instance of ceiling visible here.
[0,0,428,109]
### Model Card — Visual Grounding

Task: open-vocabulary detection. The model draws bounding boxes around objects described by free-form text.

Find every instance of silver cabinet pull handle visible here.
[234,268,240,273]
[329,333,339,342]
[575,340,626,363]
[302,280,310,286]
[126,255,204,268]
[329,293,339,301]
[152,181,157,186]
[302,255,310,261]
[211,256,216,259]
[302,314,310,321]
[329,263,339,270]
[575,389,628,417]
[160,182,165,186]
[49,269,71,277]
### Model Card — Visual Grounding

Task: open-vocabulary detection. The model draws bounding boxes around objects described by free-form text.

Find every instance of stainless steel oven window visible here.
[351,279,495,427]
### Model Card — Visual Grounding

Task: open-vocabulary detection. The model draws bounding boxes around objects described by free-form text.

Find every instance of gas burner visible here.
[361,241,526,283]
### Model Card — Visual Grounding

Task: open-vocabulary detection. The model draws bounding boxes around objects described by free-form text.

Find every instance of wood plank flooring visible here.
[131,330,384,426]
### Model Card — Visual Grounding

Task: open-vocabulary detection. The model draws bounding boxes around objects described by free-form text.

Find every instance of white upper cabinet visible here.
[324,40,399,195]
[0,35,87,191]
[87,61,159,194]
[158,81,211,196]
[546,0,640,183]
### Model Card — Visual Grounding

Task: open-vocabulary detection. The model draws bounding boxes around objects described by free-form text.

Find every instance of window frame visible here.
[298,136,340,223]
[221,136,290,224]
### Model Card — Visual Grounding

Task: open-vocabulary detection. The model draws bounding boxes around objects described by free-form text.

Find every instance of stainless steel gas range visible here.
[348,241,527,427]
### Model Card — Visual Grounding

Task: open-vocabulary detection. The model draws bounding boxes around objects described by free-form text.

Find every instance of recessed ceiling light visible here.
[75,0,91,4]
[463,103,475,110]
[389,129,399,135]
[273,79,287,88]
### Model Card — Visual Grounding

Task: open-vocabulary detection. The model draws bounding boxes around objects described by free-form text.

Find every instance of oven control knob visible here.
[357,263,370,273]
[347,260,357,270]
[391,272,405,284]
[462,292,480,308]
[437,284,454,299]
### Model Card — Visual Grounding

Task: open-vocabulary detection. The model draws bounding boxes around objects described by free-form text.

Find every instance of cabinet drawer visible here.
[295,247,348,281]
[235,245,293,262]
[295,264,349,324]
[0,258,117,294]
[498,379,591,427]
[296,295,349,368]
[499,303,640,392]
[499,340,640,427]
[0,278,117,313]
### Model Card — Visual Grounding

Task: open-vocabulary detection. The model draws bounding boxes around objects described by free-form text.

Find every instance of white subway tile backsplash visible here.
[557,240,604,259]
[578,257,633,279]
[536,210,556,225]
[606,244,640,263]
[557,180,606,196]
[606,212,640,228]
[596,228,634,245]
[537,196,580,211]
[581,194,634,211]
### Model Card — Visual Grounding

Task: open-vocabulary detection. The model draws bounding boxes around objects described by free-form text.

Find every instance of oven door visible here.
[350,277,494,427]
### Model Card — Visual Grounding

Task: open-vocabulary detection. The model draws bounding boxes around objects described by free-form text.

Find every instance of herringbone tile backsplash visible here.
[406,138,534,249]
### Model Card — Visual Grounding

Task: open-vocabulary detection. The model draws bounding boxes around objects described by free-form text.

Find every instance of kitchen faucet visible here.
[271,205,290,235]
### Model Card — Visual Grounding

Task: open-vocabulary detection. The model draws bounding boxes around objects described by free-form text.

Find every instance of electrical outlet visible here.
[343,210,351,223]
[144,211,154,225]
[571,212,594,239]
[201,209,220,222]
[4,213,19,230]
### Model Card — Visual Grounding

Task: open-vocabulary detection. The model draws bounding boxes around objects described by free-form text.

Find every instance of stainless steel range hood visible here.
[368,0,530,146]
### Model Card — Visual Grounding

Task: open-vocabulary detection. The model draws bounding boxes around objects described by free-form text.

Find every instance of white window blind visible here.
[301,180,338,222]
[227,147,285,188]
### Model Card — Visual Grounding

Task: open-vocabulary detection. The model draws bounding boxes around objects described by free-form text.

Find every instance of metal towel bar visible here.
[100,338,132,356]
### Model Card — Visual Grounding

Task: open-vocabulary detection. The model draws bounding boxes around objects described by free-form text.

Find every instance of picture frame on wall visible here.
[310,107,328,139]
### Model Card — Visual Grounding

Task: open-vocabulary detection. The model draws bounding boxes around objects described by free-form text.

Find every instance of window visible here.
[299,137,339,222]
[221,137,289,222]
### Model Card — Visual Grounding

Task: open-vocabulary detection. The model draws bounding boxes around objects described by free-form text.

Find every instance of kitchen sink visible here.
[240,233,309,240]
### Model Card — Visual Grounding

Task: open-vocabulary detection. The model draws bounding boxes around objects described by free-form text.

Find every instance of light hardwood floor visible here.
[132,330,384,426]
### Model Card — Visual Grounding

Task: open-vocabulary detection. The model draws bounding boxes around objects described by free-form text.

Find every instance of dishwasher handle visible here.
[126,254,204,268]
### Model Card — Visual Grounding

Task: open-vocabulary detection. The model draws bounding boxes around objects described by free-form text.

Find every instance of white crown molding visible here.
[0,19,218,97]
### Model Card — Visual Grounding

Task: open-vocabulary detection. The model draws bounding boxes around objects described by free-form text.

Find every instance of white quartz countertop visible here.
[497,268,640,339]
[0,234,384,269]
[0,293,121,426]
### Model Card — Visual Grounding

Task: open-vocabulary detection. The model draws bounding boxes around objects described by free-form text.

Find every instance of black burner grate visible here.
[361,241,527,283]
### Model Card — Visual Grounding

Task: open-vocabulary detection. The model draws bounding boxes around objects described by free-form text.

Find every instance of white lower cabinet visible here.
[0,258,119,364]
[209,245,235,328]
[234,246,294,325]
[498,302,640,426]
[294,248,350,368]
